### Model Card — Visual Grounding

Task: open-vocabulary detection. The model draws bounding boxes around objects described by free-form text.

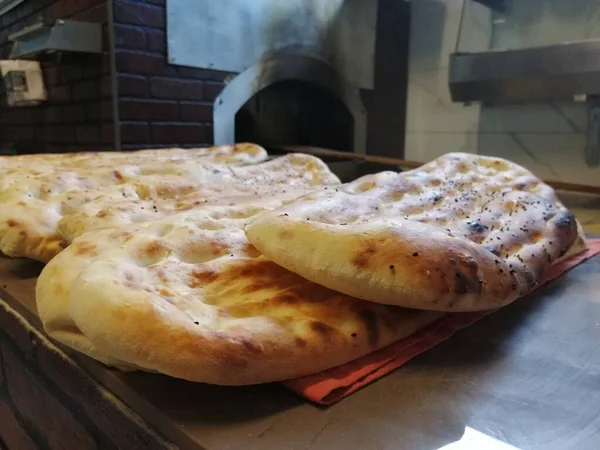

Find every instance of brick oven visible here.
[0,0,410,159]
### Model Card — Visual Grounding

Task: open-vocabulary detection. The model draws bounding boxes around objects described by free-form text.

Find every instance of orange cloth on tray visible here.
[283,238,600,405]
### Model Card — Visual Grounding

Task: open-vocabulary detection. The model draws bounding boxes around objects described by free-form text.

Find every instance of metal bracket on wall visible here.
[449,39,600,168]
[8,20,102,60]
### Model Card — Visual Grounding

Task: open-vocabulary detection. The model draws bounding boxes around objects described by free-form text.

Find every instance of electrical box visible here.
[0,60,47,107]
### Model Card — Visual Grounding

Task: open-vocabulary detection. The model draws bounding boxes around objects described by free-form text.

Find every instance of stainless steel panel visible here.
[8,20,102,59]
[166,0,377,89]
[449,40,600,104]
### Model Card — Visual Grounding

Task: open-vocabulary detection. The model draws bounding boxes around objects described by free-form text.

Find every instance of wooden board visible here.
[3,250,600,449]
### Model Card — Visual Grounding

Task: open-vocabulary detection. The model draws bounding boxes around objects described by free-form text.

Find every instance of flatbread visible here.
[36,190,443,384]
[0,152,337,262]
[0,143,268,192]
[246,153,584,312]
[56,154,340,242]
[0,143,267,169]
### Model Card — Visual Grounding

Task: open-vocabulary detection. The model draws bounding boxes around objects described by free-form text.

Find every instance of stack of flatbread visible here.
[0,144,585,385]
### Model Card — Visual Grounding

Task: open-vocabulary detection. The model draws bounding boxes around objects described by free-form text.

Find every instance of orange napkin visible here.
[283,238,600,405]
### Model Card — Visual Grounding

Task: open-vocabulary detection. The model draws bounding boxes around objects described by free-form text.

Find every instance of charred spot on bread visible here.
[351,242,377,269]
[454,271,469,294]
[294,337,307,347]
[466,220,487,234]
[357,309,380,348]
[485,246,501,257]
[189,269,219,287]
[241,339,263,354]
[553,211,575,230]
[309,320,336,338]
[73,241,98,256]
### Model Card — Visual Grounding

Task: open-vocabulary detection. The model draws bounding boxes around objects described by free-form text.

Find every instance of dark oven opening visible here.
[234,80,354,155]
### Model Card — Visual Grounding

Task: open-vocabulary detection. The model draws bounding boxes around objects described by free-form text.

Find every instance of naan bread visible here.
[246,153,584,312]
[0,143,267,171]
[0,151,336,262]
[56,154,341,242]
[36,192,443,385]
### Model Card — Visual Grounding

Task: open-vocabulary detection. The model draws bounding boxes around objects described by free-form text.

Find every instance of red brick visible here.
[2,9,19,26]
[62,104,85,123]
[2,342,98,449]
[46,143,67,153]
[121,121,150,143]
[114,24,146,49]
[0,29,9,46]
[180,101,212,122]
[12,126,34,141]
[146,29,165,53]
[205,123,214,145]
[71,3,108,23]
[101,75,113,97]
[19,108,43,124]
[114,1,165,28]
[43,106,62,124]
[204,81,225,101]
[48,84,71,103]
[76,125,101,144]
[117,74,148,97]
[81,55,109,78]
[43,65,59,86]
[101,124,115,144]
[151,122,206,144]
[48,125,77,144]
[35,127,47,143]
[177,66,227,81]
[150,77,203,100]
[16,1,35,19]
[0,398,37,450]
[115,50,175,76]
[7,22,21,37]
[120,98,178,121]
[73,80,99,101]
[62,0,104,18]
[86,99,113,121]
[59,64,83,83]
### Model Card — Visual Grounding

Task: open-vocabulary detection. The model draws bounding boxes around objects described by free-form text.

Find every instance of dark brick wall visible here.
[0,300,175,449]
[112,0,228,149]
[0,1,410,155]
[0,0,114,155]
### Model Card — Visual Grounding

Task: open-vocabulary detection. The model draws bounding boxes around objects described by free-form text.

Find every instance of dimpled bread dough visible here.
[246,153,585,312]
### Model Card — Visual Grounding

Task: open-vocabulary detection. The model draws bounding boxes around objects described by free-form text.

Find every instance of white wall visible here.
[404,0,600,186]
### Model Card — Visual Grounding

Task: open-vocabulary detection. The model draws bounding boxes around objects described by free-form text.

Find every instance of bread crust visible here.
[246,153,583,312]
[38,197,442,385]
[0,148,336,262]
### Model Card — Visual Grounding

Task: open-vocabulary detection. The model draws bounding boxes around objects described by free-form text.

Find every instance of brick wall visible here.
[0,299,175,449]
[112,0,229,149]
[0,0,114,155]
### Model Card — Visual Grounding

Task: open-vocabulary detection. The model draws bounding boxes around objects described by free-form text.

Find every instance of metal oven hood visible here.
[449,39,600,104]
[8,20,102,60]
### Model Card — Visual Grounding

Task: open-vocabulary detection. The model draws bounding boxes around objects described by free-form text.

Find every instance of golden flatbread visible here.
[0,149,333,262]
[246,153,584,312]
[36,186,443,385]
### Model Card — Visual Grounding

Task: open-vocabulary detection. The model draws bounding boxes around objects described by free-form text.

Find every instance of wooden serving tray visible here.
[2,248,600,449]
